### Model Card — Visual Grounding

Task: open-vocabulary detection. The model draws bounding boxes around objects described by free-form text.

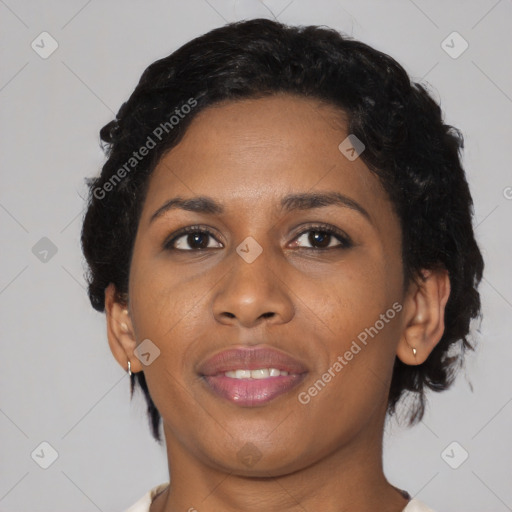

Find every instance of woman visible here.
[81,18,484,512]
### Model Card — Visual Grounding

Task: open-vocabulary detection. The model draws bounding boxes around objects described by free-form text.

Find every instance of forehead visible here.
[142,94,391,225]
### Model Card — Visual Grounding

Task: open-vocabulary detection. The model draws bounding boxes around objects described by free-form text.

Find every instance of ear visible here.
[104,283,143,374]
[397,268,451,366]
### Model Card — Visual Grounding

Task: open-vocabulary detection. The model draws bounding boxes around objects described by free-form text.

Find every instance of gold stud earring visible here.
[405,338,417,358]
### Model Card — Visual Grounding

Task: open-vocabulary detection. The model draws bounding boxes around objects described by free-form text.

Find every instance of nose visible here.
[211,246,294,328]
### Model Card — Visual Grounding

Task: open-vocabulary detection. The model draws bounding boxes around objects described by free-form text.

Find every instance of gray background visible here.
[1,0,511,511]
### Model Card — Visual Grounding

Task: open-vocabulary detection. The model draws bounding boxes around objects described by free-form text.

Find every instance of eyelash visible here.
[163,223,353,252]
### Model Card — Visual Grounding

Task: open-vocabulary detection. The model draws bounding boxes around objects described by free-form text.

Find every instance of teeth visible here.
[249,369,268,379]
[223,368,291,379]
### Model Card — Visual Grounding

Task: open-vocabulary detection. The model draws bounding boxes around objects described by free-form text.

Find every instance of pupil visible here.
[310,231,329,248]
[189,233,208,249]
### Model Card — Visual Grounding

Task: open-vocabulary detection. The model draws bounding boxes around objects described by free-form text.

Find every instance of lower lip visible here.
[202,374,307,406]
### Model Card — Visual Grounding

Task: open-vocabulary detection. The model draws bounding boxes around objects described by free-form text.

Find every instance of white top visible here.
[123,483,436,512]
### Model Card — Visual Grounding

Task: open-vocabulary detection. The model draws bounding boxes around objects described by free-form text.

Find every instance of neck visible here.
[151,412,408,512]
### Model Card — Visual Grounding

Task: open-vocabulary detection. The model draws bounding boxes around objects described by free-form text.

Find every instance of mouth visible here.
[197,346,309,407]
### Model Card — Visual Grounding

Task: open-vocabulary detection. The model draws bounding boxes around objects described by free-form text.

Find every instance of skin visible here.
[105,94,450,512]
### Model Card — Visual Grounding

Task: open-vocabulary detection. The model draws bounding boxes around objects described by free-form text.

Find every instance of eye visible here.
[163,223,353,252]
[164,226,222,251]
[290,224,353,250]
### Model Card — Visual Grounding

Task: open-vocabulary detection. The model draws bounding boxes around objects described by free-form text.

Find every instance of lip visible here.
[197,346,309,376]
[197,346,309,407]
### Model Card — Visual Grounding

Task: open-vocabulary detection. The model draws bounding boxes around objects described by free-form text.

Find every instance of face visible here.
[123,94,408,475]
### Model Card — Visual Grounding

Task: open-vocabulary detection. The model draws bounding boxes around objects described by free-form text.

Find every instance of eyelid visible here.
[291,222,353,249]
[163,224,223,250]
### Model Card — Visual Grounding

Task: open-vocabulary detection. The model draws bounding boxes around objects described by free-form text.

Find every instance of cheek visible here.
[127,258,199,393]
[294,249,403,411]
[293,265,402,441]
[127,264,207,416]
[303,252,398,339]
[129,252,208,336]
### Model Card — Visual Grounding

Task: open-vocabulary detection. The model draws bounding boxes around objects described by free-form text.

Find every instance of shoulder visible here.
[403,498,437,512]
[123,482,169,512]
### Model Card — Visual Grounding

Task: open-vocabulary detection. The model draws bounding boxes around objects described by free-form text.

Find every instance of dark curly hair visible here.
[81,18,484,443]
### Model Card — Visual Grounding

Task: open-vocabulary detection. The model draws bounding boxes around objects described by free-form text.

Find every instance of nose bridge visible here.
[211,233,294,326]
[233,235,274,289]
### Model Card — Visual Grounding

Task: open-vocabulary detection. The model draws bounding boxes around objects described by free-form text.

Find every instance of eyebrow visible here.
[149,191,371,224]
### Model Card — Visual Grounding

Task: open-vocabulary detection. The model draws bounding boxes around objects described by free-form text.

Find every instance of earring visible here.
[405,338,417,358]
[127,360,132,376]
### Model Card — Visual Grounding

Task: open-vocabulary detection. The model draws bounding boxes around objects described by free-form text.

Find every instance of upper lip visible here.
[197,346,309,376]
